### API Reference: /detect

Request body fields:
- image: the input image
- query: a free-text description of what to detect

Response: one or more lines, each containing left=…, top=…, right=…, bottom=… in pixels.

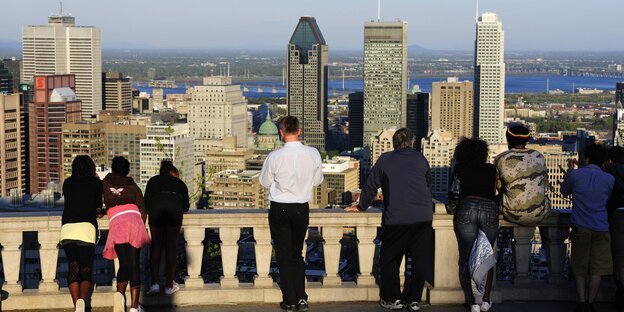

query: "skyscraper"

left=22, top=12, right=102, bottom=119
left=616, top=82, right=624, bottom=105
left=406, top=92, right=429, bottom=151
left=1, top=58, right=21, bottom=92
left=421, top=129, right=457, bottom=196
left=431, top=78, right=474, bottom=139
left=363, top=21, right=408, bottom=147
left=61, top=121, right=106, bottom=182
left=348, top=92, right=364, bottom=149
left=474, top=13, right=505, bottom=144
left=614, top=83, right=624, bottom=146
left=189, top=76, right=248, bottom=159
left=286, top=16, right=328, bottom=150
left=29, top=74, right=82, bottom=194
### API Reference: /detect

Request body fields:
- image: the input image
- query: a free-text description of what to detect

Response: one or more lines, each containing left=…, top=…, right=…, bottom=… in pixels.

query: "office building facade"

left=406, top=92, right=429, bottom=151
left=23, top=14, right=101, bottom=119
left=432, top=78, right=474, bottom=139
left=287, top=16, right=328, bottom=150
left=363, top=21, right=408, bottom=146
left=421, top=129, right=457, bottom=196
left=61, top=121, right=106, bottom=182
left=348, top=92, right=364, bottom=149
left=0, top=93, right=26, bottom=196
left=29, top=75, right=82, bottom=194
left=102, top=72, right=131, bottom=112
left=210, top=170, right=268, bottom=209
left=189, top=76, right=248, bottom=159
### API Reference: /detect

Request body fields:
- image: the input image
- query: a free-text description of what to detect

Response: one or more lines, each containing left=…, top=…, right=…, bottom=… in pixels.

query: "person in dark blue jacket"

left=347, top=128, right=432, bottom=312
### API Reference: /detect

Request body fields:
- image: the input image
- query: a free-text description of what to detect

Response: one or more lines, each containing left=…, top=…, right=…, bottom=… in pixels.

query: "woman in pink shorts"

left=102, top=156, right=150, bottom=312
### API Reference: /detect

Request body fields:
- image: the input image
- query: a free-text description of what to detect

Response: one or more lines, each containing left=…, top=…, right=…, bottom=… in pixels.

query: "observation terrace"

left=0, top=202, right=617, bottom=310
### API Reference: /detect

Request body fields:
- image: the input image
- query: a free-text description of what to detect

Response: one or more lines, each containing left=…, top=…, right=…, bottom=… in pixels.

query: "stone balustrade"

left=0, top=204, right=591, bottom=310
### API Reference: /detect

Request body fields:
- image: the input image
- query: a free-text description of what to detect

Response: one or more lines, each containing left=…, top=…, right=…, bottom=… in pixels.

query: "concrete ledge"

left=1, top=285, right=384, bottom=310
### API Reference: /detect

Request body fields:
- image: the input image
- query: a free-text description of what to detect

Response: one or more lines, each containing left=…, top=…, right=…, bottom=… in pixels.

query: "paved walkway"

left=51, top=301, right=617, bottom=312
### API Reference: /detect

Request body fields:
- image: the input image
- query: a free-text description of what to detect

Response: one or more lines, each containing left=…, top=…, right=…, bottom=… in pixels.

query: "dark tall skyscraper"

left=348, top=92, right=364, bottom=149
left=287, top=16, right=328, bottom=150
left=617, top=82, right=624, bottom=105
left=2, top=59, right=21, bottom=92
left=407, top=92, right=429, bottom=151
left=0, top=63, right=13, bottom=93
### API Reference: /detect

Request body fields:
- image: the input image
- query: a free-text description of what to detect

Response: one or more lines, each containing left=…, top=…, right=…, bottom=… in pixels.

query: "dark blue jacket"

left=358, top=148, right=433, bottom=225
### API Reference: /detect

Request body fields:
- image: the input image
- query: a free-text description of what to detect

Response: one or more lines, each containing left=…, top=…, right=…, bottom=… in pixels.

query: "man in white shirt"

left=259, top=116, right=323, bottom=312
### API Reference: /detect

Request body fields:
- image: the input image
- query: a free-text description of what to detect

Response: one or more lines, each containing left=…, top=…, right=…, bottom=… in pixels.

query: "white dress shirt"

left=260, top=141, right=324, bottom=203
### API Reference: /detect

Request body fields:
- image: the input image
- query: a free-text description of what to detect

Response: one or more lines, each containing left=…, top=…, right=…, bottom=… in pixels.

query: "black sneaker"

left=379, top=299, right=404, bottom=310
left=574, top=302, right=586, bottom=312
left=280, top=302, right=296, bottom=312
left=298, top=299, right=309, bottom=311
left=406, top=301, right=420, bottom=311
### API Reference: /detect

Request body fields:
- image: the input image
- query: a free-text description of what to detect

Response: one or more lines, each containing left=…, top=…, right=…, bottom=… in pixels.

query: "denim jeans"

left=453, top=198, right=499, bottom=302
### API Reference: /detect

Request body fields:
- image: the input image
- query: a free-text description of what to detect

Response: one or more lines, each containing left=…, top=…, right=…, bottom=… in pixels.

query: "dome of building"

left=259, top=112, right=278, bottom=135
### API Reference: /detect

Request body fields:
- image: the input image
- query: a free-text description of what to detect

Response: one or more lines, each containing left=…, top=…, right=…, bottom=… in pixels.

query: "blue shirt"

left=358, top=148, right=433, bottom=225
left=561, top=164, right=615, bottom=232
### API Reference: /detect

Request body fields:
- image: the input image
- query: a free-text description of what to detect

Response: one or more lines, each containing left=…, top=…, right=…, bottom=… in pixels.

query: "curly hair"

left=454, top=137, right=489, bottom=164
left=159, top=160, right=179, bottom=176
left=71, top=155, right=96, bottom=177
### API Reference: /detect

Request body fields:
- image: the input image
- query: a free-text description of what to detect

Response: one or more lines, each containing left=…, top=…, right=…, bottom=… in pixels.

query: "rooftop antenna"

left=475, top=0, right=479, bottom=22
left=60, top=1, right=63, bottom=15
left=227, top=62, right=230, bottom=77
left=377, top=0, right=381, bottom=21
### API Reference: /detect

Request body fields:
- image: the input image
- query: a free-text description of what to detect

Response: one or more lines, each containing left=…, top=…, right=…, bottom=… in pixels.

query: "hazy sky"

left=1, top=0, right=622, bottom=51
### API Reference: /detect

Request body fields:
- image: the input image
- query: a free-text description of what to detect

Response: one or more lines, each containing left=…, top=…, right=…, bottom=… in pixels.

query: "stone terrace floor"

left=18, top=301, right=619, bottom=312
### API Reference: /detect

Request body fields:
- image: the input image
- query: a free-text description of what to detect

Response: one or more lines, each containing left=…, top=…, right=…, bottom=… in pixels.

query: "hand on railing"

left=344, top=201, right=359, bottom=212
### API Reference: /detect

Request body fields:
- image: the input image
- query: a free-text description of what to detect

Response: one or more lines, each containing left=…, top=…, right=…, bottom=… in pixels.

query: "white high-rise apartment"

left=23, top=14, right=102, bottom=119
left=140, top=123, right=194, bottom=194
left=371, top=128, right=396, bottom=167
left=188, top=76, right=248, bottom=159
left=474, top=12, right=505, bottom=144
left=363, top=21, right=408, bottom=147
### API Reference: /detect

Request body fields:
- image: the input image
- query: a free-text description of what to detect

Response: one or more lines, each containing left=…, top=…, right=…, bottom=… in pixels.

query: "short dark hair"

left=506, top=123, right=532, bottom=147
left=584, top=143, right=609, bottom=167
left=111, top=156, right=130, bottom=176
left=159, top=160, right=179, bottom=176
left=71, top=155, right=96, bottom=177
left=279, top=116, right=300, bottom=135
left=610, top=146, right=624, bottom=164
left=454, top=137, right=489, bottom=164
left=392, top=128, right=414, bottom=149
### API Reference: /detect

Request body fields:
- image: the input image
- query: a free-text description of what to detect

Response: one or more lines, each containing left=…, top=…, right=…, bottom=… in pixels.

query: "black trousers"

left=115, top=243, right=141, bottom=288
left=269, top=201, right=309, bottom=305
left=379, top=221, right=432, bottom=303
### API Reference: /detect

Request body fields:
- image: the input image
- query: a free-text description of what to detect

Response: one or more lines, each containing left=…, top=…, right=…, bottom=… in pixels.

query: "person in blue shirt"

left=561, top=143, right=615, bottom=312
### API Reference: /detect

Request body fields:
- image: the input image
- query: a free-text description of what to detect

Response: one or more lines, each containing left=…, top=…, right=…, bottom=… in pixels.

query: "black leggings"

left=115, top=243, right=141, bottom=288
left=63, top=243, right=95, bottom=284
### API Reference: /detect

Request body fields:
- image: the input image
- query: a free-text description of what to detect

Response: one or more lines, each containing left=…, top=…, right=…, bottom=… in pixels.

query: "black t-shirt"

left=144, top=174, right=190, bottom=213
left=62, top=176, right=103, bottom=227
left=455, top=162, right=497, bottom=202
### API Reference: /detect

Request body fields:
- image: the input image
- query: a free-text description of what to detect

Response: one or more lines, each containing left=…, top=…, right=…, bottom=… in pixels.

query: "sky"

left=0, top=0, right=622, bottom=51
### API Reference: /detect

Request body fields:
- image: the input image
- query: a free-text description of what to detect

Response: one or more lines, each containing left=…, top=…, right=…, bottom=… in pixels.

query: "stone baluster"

left=545, top=225, right=570, bottom=284
left=430, top=213, right=463, bottom=304
left=356, top=225, right=377, bottom=286
left=322, top=226, right=343, bottom=286
left=219, top=227, right=240, bottom=288
left=399, top=255, right=407, bottom=285
left=184, top=227, right=206, bottom=288
left=253, top=226, right=273, bottom=287
left=0, top=231, right=23, bottom=293
left=513, top=226, right=536, bottom=285
left=38, top=229, right=60, bottom=292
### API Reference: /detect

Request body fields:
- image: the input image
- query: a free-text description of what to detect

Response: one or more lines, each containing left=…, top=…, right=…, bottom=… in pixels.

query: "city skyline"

left=0, top=0, right=623, bottom=52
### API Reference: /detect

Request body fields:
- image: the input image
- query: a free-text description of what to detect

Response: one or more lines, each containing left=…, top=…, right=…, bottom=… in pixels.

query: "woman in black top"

left=452, top=138, right=498, bottom=312
left=144, top=160, right=189, bottom=296
left=61, top=155, right=103, bottom=312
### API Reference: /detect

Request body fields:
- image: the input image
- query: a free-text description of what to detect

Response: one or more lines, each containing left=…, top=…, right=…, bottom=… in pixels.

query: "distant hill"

left=0, top=40, right=21, bottom=58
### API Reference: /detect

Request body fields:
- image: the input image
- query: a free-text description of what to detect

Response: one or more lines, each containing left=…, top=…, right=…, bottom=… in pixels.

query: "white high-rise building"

left=363, top=21, right=408, bottom=147
left=140, top=123, right=194, bottom=195
left=22, top=14, right=102, bottom=119
left=614, top=101, right=624, bottom=147
left=371, top=128, right=396, bottom=167
left=188, top=76, right=248, bottom=159
left=474, top=12, right=505, bottom=144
